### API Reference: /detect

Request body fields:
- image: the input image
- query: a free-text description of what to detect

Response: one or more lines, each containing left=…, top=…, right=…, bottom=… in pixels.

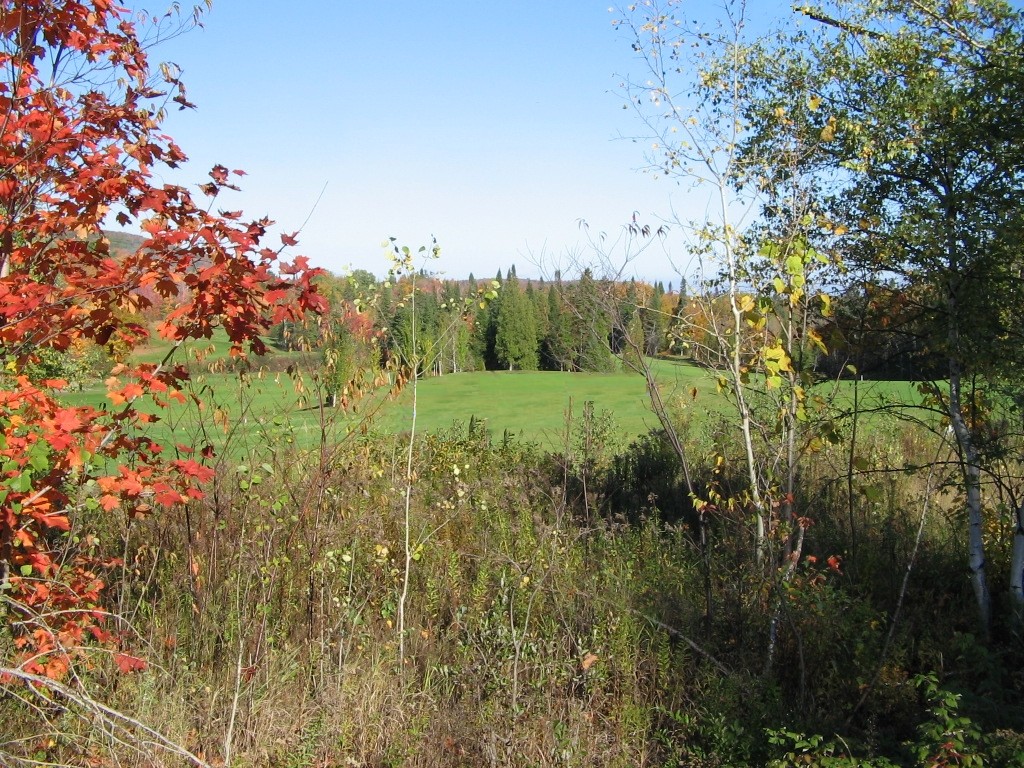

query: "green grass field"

left=373, top=364, right=926, bottom=450
left=375, top=361, right=707, bottom=446
left=64, top=361, right=691, bottom=453
left=62, top=328, right=933, bottom=456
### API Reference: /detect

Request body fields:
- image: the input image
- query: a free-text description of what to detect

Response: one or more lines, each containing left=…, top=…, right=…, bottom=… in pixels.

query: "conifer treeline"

left=270, top=267, right=682, bottom=380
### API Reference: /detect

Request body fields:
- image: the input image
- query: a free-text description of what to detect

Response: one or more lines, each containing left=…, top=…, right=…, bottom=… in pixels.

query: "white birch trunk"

left=944, top=217, right=991, bottom=636
left=1010, top=501, right=1024, bottom=627
left=946, top=316, right=991, bottom=635
left=721, top=200, right=766, bottom=566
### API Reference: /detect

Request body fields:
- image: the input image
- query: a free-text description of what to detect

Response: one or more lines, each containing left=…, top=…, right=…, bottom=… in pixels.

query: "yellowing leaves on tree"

left=820, top=116, right=837, bottom=142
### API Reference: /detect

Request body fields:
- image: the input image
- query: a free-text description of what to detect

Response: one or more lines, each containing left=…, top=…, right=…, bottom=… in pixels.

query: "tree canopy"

left=0, top=0, right=323, bottom=675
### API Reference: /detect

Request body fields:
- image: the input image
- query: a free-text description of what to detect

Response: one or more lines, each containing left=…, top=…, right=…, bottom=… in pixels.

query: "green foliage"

left=319, top=321, right=356, bottom=406
left=541, top=282, right=573, bottom=370
left=4, top=406, right=1022, bottom=765
left=763, top=674, right=1004, bottom=768
left=9, top=3, right=1024, bottom=763
left=495, top=271, right=540, bottom=370
left=20, top=343, right=113, bottom=386
left=739, top=0, right=1024, bottom=633
left=641, top=281, right=667, bottom=357
left=913, top=673, right=984, bottom=768
left=570, top=270, right=618, bottom=373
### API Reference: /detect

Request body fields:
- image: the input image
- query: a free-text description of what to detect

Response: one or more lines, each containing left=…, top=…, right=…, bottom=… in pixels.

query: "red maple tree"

left=0, top=1, right=325, bottom=676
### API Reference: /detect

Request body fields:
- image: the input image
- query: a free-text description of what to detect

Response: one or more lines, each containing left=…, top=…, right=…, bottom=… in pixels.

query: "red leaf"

left=113, top=653, right=148, bottom=674
left=0, top=0, right=326, bottom=676
left=34, top=512, right=71, bottom=531
left=153, top=483, right=184, bottom=506
left=173, top=459, right=215, bottom=483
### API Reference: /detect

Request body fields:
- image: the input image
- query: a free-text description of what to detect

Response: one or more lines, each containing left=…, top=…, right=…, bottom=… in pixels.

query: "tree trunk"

left=947, top=340, right=991, bottom=636
left=719, top=192, right=765, bottom=565
left=1011, top=500, right=1024, bottom=629
left=945, top=217, right=991, bottom=637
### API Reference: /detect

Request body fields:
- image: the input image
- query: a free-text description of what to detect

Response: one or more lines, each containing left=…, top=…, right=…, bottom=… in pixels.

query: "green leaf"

left=28, top=443, right=50, bottom=472
left=10, top=472, right=32, bottom=493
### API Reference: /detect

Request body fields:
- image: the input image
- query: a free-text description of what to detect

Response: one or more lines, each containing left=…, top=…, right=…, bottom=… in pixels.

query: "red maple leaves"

left=0, top=1, right=323, bottom=677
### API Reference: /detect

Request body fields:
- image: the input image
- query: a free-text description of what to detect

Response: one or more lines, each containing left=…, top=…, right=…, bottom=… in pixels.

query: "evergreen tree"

left=570, top=269, right=616, bottom=372
left=495, top=271, right=539, bottom=370
left=528, top=281, right=549, bottom=347
left=321, top=320, right=356, bottom=407
left=435, top=280, right=470, bottom=374
left=612, top=280, right=640, bottom=354
left=470, top=302, right=491, bottom=370
left=389, top=286, right=440, bottom=376
left=542, top=283, right=573, bottom=370
left=642, top=281, right=667, bottom=356
left=473, top=269, right=504, bottom=369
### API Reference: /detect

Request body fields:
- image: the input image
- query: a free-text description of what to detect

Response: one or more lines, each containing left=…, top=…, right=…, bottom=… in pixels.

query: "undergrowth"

left=2, top=416, right=1022, bottom=766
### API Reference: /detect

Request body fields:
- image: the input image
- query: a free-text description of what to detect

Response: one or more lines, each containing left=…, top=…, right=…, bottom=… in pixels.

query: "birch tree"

left=741, top=0, right=1024, bottom=635
left=614, top=0, right=840, bottom=578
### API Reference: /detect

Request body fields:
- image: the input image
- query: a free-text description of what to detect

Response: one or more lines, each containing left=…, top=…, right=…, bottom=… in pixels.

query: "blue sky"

left=139, top=2, right=780, bottom=283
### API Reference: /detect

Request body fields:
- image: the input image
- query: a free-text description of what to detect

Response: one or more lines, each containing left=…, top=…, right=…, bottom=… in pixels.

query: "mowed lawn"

left=375, top=364, right=697, bottom=445
left=64, top=360, right=712, bottom=452
left=61, top=327, right=931, bottom=453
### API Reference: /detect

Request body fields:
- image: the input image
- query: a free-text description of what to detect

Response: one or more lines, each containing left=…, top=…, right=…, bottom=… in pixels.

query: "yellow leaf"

left=820, top=117, right=836, bottom=142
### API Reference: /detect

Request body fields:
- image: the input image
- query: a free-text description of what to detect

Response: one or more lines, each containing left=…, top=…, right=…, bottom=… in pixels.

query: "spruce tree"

left=571, top=269, right=616, bottom=372
left=542, top=283, right=572, bottom=370
left=495, top=272, right=539, bottom=370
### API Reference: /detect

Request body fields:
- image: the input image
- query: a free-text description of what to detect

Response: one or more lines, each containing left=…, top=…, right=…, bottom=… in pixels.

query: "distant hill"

left=97, top=229, right=190, bottom=313
left=101, top=230, right=145, bottom=255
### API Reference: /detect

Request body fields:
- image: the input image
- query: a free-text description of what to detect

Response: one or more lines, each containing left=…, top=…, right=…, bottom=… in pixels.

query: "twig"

left=633, top=608, right=733, bottom=677
left=584, top=589, right=731, bottom=676
left=0, top=667, right=211, bottom=767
